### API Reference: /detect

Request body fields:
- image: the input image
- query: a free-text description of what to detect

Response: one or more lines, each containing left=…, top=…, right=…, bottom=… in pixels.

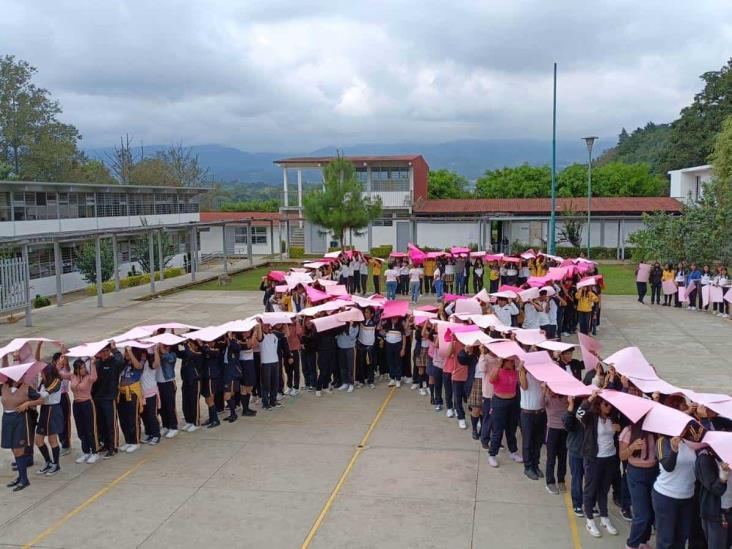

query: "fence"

left=0, top=256, right=29, bottom=313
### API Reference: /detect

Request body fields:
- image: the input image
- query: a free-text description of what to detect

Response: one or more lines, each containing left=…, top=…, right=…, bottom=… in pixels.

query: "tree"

left=303, top=153, right=381, bottom=247
left=158, top=143, right=210, bottom=187
left=557, top=201, right=585, bottom=247
left=64, top=158, right=116, bottom=184
left=219, top=198, right=279, bottom=212
left=106, top=134, right=139, bottom=184
left=129, top=157, right=176, bottom=186
left=427, top=169, right=468, bottom=198
left=0, top=55, right=84, bottom=181
left=597, top=123, right=671, bottom=175
left=132, top=226, right=175, bottom=273
left=75, top=240, right=114, bottom=284
left=475, top=164, right=551, bottom=198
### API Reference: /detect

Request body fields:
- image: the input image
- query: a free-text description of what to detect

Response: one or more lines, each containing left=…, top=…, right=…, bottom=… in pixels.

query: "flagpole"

left=548, top=62, right=558, bottom=255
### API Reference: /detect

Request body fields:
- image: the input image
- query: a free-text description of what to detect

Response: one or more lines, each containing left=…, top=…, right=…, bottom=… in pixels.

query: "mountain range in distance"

left=85, top=138, right=611, bottom=185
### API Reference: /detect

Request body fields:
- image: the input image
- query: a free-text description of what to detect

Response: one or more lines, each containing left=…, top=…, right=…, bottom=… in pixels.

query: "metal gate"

left=396, top=221, right=411, bottom=252
left=0, top=257, right=29, bottom=313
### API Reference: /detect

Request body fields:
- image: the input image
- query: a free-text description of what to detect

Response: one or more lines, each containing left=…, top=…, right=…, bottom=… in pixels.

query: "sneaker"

left=125, top=444, right=139, bottom=454
left=446, top=409, right=455, bottom=418
left=149, top=437, right=160, bottom=445
left=60, top=447, right=72, bottom=456
left=160, top=428, right=169, bottom=437
left=165, top=429, right=179, bottom=439
left=404, top=377, right=413, bottom=384
left=276, top=393, right=284, bottom=401
left=45, top=464, right=61, bottom=476
left=458, top=419, right=467, bottom=429
left=103, top=449, right=116, bottom=459
left=487, top=455, right=499, bottom=468
left=315, top=390, right=322, bottom=397
left=419, top=388, right=427, bottom=396
left=180, top=422, right=191, bottom=431
left=435, top=404, right=443, bottom=411
left=471, top=431, right=479, bottom=440
left=75, top=453, right=91, bottom=464
left=186, top=424, right=199, bottom=433
left=600, top=517, right=618, bottom=535
left=534, top=467, right=544, bottom=478
left=37, top=463, right=53, bottom=475
left=141, top=435, right=153, bottom=444
left=388, top=380, right=396, bottom=387
left=395, top=381, right=401, bottom=388
left=119, top=444, right=130, bottom=452
left=243, top=408, right=257, bottom=416
left=337, top=384, right=349, bottom=391
left=290, top=388, right=300, bottom=396
left=723, top=313, right=730, bottom=318
left=86, top=453, right=100, bottom=464
left=586, top=518, right=601, bottom=538
left=545, top=483, right=560, bottom=495
left=621, top=508, right=633, bottom=522
left=206, top=420, right=221, bottom=428
left=12, top=481, right=30, bottom=492
left=347, top=385, right=354, bottom=393
left=273, top=401, right=283, bottom=408
left=524, top=468, right=539, bottom=480
left=573, top=506, right=583, bottom=517
left=368, top=384, right=375, bottom=389
left=509, top=452, right=523, bottom=463
left=410, top=383, right=419, bottom=390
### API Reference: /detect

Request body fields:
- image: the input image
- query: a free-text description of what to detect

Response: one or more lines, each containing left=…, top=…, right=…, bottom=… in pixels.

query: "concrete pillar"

left=190, top=226, right=197, bottom=282
left=411, top=218, right=417, bottom=247
left=366, top=166, right=372, bottom=192
left=23, top=244, right=32, bottom=326
left=222, top=224, right=228, bottom=275
left=111, top=234, right=120, bottom=292
left=157, top=230, right=165, bottom=281
left=285, top=218, right=291, bottom=257
left=246, top=220, right=253, bottom=267
left=283, top=168, right=289, bottom=207
left=297, top=169, right=303, bottom=208
left=148, top=231, right=155, bottom=294
left=95, top=237, right=103, bottom=308
left=616, top=221, right=622, bottom=260
left=620, top=219, right=626, bottom=260
left=367, top=222, right=373, bottom=252
left=278, top=221, right=283, bottom=260
left=270, top=219, right=275, bottom=257
left=53, top=241, right=63, bottom=307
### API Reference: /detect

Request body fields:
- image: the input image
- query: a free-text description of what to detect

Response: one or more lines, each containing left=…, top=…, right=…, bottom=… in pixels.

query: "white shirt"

left=445, top=264, right=454, bottom=275
left=433, top=267, right=441, bottom=281
left=141, top=358, right=158, bottom=397
left=548, top=299, right=558, bottom=325
left=260, top=333, right=279, bottom=364
left=520, top=266, right=530, bottom=278
left=522, top=303, right=540, bottom=329
left=399, top=265, right=409, bottom=276
left=596, top=417, right=616, bottom=458
left=505, top=267, right=518, bottom=277
left=519, top=372, right=542, bottom=410
left=409, top=268, right=423, bottom=282
left=385, top=330, right=403, bottom=344
left=239, top=348, right=254, bottom=361
left=358, top=324, right=376, bottom=346
left=385, top=269, right=398, bottom=283
left=494, top=302, right=518, bottom=326
left=653, top=442, right=697, bottom=499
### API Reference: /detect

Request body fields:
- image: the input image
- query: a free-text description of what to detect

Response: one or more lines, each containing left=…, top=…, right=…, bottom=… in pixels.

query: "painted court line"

left=563, top=491, right=582, bottom=549
left=300, top=386, right=397, bottom=548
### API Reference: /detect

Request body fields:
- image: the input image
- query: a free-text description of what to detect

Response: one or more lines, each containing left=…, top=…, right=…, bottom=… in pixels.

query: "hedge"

left=369, top=245, right=393, bottom=258
left=289, top=246, right=304, bottom=259
left=86, top=267, right=184, bottom=295
left=509, top=242, right=624, bottom=260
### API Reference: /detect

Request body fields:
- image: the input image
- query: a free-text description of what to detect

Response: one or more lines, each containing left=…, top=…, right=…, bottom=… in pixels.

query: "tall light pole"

left=548, top=63, right=558, bottom=255
left=582, top=136, right=598, bottom=258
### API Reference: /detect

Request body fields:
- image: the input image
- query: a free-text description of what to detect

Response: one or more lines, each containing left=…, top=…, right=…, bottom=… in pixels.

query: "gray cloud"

left=1, top=0, right=730, bottom=151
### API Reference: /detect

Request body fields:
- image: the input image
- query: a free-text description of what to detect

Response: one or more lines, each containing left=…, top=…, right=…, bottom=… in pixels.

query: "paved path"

left=0, top=292, right=729, bottom=548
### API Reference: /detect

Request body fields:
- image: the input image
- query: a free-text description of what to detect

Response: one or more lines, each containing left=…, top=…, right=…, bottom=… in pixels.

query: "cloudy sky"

left=2, top=0, right=730, bottom=152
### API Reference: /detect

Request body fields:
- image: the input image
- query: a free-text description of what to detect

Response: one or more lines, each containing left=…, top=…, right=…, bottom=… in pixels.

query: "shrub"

left=87, top=267, right=184, bottom=295
left=33, top=294, right=51, bottom=308
left=509, top=242, right=622, bottom=260
left=289, top=246, right=304, bottom=259
left=369, top=245, right=392, bottom=258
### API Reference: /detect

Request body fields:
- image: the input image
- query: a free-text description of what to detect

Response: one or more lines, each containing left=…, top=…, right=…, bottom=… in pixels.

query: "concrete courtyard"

left=0, top=287, right=730, bottom=548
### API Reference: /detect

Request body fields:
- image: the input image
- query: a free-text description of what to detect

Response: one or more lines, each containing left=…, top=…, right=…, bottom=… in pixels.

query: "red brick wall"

left=412, top=156, right=429, bottom=200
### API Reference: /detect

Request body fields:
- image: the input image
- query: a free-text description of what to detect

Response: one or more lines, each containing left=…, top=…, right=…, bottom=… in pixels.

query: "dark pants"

left=142, top=395, right=161, bottom=438
left=357, top=345, right=375, bottom=384
left=94, top=398, right=118, bottom=451
left=254, top=352, right=262, bottom=397
left=261, top=362, right=279, bottom=406
left=72, top=400, right=98, bottom=455
left=583, top=456, right=616, bottom=519
left=479, top=396, right=492, bottom=446
left=157, top=381, right=178, bottom=430
left=401, top=336, right=412, bottom=378
left=626, top=464, right=658, bottom=547
left=636, top=281, right=647, bottom=302
left=489, top=279, right=499, bottom=293
left=545, top=427, right=567, bottom=484
left=452, top=380, right=467, bottom=420
left=181, top=382, right=199, bottom=425
left=432, top=368, right=443, bottom=405
left=688, top=288, right=697, bottom=307
left=118, top=391, right=140, bottom=444
left=489, top=395, right=519, bottom=456
left=353, top=273, right=361, bottom=294
left=399, top=275, right=408, bottom=295
left=520, top=410, right=546, bottom=472
left=59, top=392, right=71, bottom=449
left=651, top=284, right=661, bottom=304
left=372, top=275, right=380, bottom=295
left=578, top=311, right=592, bottom=335
left=316, top=349, right=335, bottom=391
left=442, top=371, right=453, bottom=409
left=286, top=350, right=301, bottom=389
left=652, top=488, right=693, bottom=549
left=540, top=324, right=556, bottom=340
left=569, top=454, right=584, bottom=509
left=423, top=276, right=433, bottom=294
left=337, top=347, right=355, bottom=385
left=385, top=341, right=402, bottom=381
left=702, top=516, right=732, bottom=549
left=302, top=351, right=317, bottom=388
left=360, top=273, right=368, bottom=293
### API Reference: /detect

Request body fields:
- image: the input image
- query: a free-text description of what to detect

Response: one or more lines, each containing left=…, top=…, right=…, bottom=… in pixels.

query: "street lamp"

left=582, top=136, right=598, bottom=258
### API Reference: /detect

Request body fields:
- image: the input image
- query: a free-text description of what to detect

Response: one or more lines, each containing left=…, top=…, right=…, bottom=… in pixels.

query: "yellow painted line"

left=22, top=452, right=156, bottom=549
left=563, top=490, right=582, bottom=549
left=301, top=386, right=396, bottom=549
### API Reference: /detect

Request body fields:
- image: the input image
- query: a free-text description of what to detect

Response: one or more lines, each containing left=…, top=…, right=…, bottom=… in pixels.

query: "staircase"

left=289, top=226, right=305, bottom=248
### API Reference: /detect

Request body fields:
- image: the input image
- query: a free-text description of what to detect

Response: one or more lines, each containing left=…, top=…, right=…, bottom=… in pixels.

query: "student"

left=713, top=266, right=730, bottom=317
left=357, top=307, right=377, bottom=388
left=477, top=347, right=495, bottom=449
left=92, top=342, right=125, bottom=459
left=556, top=348, right=584, bottom=380
left=649, top=261, right=663, bottom=305
left=652, top=435, right=696, bottom=549
left=489, top=262, right=500, bottom=293
left=408, top=263, right=423, bottom=304
left=222, top=333, right=242, bottom=422
left=518, top=260, right=530, bottom=286
left=41, top=345, right=72, bottom=458
left=398, top=261, right=409, bottom=295
left=62, top=358, right=100, bottom=464
left=413, top=320, right=430, bottom=394
left=518, top=361, right=546, bottom=480
left=564, top=396, right=585, bottom=516
left=384, top=263, right=399, bottom=301
left=34, top=364, right=64, bottom=475
left=661, top=263, right=675, bottom=306
left=576, top=286, right=599, bottom=335
left=493, top=296, right=518, bottom=327
left=577, top=389, right=620, bottom=538
left=358, top=254, right=369, bottom=295
left=674, top=262, right=687, bottom=308
left=370, top=257, right=382, bottom=295
left=351, top=255, right=362, bottom=294
left=154, top=343, right=179, bottom=438
left=619, top=421, right=658, bottom=549
left=433, top=262, right=443, bottom=301
left=201, top=340, right=223, bottom=428
left=451, top=342, right=476, bottom=430
left=2, top=376, right=42, bottom=491
left=486, top=356, right=523, bottom=468
left=537, top=290, right=556, bottom=339
left=522, top=297, right=541, bottom=330
left=423, top=256, right=435, bottom=294
left=382, top=316, right=406, bottom=387
left=300, top=319, right=318, bottom=391
left=473, top=259, right=484, bottom=293
left=235, top=330, right=258, bottom=417
left=257, top=322, right=290, bottom=409
left=117, top=347, right=144, bottom=453
left=179, top=340, right=202, bottom=432
left=444, top=259, right=455, bottom=294
left=543, top=385, right=568, bottom=494
left=686, top=262, right=701, bottom=311
left=315, top=323, right=339, bottom=397
left=454, top=256, right=466, bottom=295
left=285, top=318, right=303, bottom=395
left=336, top=322, right=358, bottom=393
left=695, top=447, right=732, bottom=548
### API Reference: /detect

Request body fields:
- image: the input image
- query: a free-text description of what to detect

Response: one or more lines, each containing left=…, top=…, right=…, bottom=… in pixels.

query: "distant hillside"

left=85, top=138, right=600, bottom=185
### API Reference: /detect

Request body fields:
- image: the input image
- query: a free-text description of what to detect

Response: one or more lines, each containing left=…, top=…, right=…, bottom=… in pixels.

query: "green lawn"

left=192, top=260, right=637, bottom=295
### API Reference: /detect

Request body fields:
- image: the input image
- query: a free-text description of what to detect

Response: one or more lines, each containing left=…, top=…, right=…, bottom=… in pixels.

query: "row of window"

left=233, top=226, right=268, bottom=245
left=0, top=191, right=199, bottom=222
left=355, top=167, right=411, bottom=183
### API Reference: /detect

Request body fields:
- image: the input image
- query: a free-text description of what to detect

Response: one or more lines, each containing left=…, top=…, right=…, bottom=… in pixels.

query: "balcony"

left=279, top=190, right=412, bottom=211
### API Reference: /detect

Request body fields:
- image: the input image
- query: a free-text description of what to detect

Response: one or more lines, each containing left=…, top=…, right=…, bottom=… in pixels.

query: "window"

left=96, top=192, right=128, bottom=217
left=0, top=192, right=10, bottom=222
left=234, top=226, right=267, bottom=245
left=371, top=218, right=393, bottom=227
left=369, top=166, right=410, bottom=192
left=355, top=168, right=369, bottom=184
left=155, top=193, right=177, bottom=215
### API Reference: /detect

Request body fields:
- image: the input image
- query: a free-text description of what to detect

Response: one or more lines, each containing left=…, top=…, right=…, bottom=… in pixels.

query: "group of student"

left=637, top=260, right=731, bottom=317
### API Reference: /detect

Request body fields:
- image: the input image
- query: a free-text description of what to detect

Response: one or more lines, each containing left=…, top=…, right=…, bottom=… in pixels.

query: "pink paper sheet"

left=701, top=431, right=732, bottom=464
left=268, top=270, right=286, bottom=282
left=325, top=285, right=349, bottom=296
left=468, top=314, right=506, bottom=330
left=139, top=322, right=200, bottom=332
left=576, top=277, right=596, bottom=289
left=416, top=305, right=439, bottom=312
left=0, top=360, right=46, bottom=383
left=0, top=338, right=61, bottom=361
left=702, top=285, right=711, bottom=307
left=535, top=340, right=576, bottom=353
left=335, top=308, right=365, bottom=322
left=257, top=312, right=293, bottom=325
left=486, top=340, right=526, bottom=360
left=636, top=264, right=651, bottom=283
left=726, top=287, right=732, bottom=304
left=547, top=267, right=569, bottom=281
left=677, top=286, right=687, bottom=302
left=455, top=299, right=483, bottom=315
left=185, top=325, right=229, bottom=342
left=407, top=242, right=427, bottom=264
left=473, top=289, right=491, bottom=303
left=451, top=246, right=471, bottom=255
left=491, top=290, right=518, bottom=299
left=311, top=315, right=346, bottom=332
left=662, top=280, right=677, bottom=295
left=454, top=331, right=495, bottom=347
left=220, top=319, right=258, bottom=333
left=519, top=287, right=540, bottom=301
left=641, top=402, right=695, bottom=437
left=306, top=286, right=331, bottom=303
left=381, top=300, right=410, bottom=319
left=577, top=333, right=602, bottom=370
left=317, top=278, right=339, bottom=287
left=599, top=390, right=655, bottom=423
left=512, top=328, right=547, bottom=346
left=626, top=376, right=681, bottom=395
left=710, top=286, right=724, bottom=303
left=65, top=340, right=112, bottom=357
left=445, top=324, right=481, bottom=341
left=275, top=285, right=289, bottom=293
left=604, top=346, right=658, bottom=381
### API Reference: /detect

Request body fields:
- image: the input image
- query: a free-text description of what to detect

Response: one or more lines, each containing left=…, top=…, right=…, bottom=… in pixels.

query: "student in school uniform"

left=518, top=361, right=546, bottom=481
left=384, top=264, right=399, bottom=300
left=576, top=286, right=599, bottom=335
left=451, top=341, right=475, bottom=431
left=488, top=262, right=500, bottom=293
left=423, top=256, right=435, bottom=294
left=399, top=261, right=410, bottom=295
left=661, top=263, right=675, bottom=306
left=154, top=344, right=179, bottom=438
left=408, top=263, right=423, bottom=304
left=473, top=259, right=484, bottom=293
left=412, top=320, right=430, bottom=394
left=695, top=446, right=732, bottom=548
left=713, top=266, right=730, bottom=317
left=433, top=263, right=443, bottom=301
left=486, top=356, right=523, bottom=468
left=61, top=358, right=100, bottom=464
left=444, top=259, right=455, bottom=294
left=428, top=324, right=444, bottom=411
left=117, top=347, right=144, bottom=454
left=381, top=316, right=406, bottom=388
left=370, top=257, right=382, bottom=295
left=564, top=396, right=585, bottom=516
left=315, top=322, right=339, bottom=397
left=34, top=364, right=65, bottom=475
left=649, top=261, right=663, bottom=305
left=38, top=343, right=72, bottom=458
left=300, top=319, right=318, bottom=391
left=92, top=342, right=125, bottom=459
left=2, top=377, right=42, bottom=491
left=201, top=340, right=223, bottom=428
left=357, top=308, right=377, bottom=389
left=543, top=384, right=568, bottom=494
left=179, top=340, right=201, bottom=432
left=256, top=322, right=290, bottom=409
left=466, top=346, right=485, bottom=440
left=674, top=262, right=687, bottom=308
left=518, top=260, right=530, bottom=286
left=236, top=330, right=258, bottom=417
left=285, top=318, right=303, bottom=396
left=477, top=346, right=495, bottom=449
left=222, top=333, right=242, bottom=423
left=336, top=322, right=358, bottom=393
left=351, top=256, right=362, bottom=294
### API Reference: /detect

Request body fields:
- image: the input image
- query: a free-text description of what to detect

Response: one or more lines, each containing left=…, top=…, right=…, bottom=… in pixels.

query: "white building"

left=668, top=164, right=714, bottom=202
